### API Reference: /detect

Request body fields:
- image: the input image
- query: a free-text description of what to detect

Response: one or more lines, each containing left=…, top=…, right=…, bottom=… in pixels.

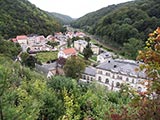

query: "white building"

left=58, top=48, right=77, bottom=59
left=16, top=35, right=28, bottom=44
left=74, top=40, right=100, bottom=54
left=81, top=59, right=147, bottom=92
left=97, top=52, right=112, bottom=63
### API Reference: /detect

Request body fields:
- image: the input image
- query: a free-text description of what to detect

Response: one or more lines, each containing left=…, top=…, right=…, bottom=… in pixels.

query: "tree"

left=0, top=57, right=45, bottom=120
left=128, top=27, right=160, bottom=119
left=122, top=38, right=144, bottom=59
left=64, top=56, right=85, bottom=79
left=83, top=42, right=93, bottom=60
left=20, top=52, right=38, bottom=68
left=67, top=38, right=71, bottom=48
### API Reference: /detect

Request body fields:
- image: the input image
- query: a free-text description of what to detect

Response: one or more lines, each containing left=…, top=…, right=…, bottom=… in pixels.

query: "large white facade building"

left=81, top=59, right=147, bottom=92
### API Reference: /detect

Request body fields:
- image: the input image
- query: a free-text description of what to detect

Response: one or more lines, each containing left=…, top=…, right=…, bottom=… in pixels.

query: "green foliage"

left=46, top=41, right=59, bottom=48
left=0, top=0, right=63, bottom=39
left=83, top=42, right=93, bottom=60
left=122, top=38, right=144, bottom=59
left=0, top=38, right=21, bottom=59
left=47, top=12, right=74, bottom=25
left=0, top=56, right=45, bottom=120
left=35, top=51, right=58, bottom=63
left=64, top=56, right=86, bottom=79
left=21, top=52, right=38, bottom=68
left=72, top=0, right=160, bottom=58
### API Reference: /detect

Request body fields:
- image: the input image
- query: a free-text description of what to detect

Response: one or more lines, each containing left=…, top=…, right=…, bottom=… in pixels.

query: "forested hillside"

left=0, top=0, right=64, bottom=39
left=71, top=2, right=128, bottom=29
left=48, top=12, right=74, bottom=24
left=71, top=0, right=160, bottom=59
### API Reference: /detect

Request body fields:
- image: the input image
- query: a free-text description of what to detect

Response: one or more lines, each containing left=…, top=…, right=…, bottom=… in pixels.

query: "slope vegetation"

left=0, top=0, right=63, bottom=39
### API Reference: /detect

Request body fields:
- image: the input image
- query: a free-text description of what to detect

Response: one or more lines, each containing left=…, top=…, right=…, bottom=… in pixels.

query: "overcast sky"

left=28, top=0, right=132, bottom=18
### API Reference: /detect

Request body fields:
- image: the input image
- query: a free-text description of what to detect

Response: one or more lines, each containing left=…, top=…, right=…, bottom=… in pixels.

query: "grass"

left=91, top=55, right=97, bottom=61
left=36, top=51, right=58, bottom=63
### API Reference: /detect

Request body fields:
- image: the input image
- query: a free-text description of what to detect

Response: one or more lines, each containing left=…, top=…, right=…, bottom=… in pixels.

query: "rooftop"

left=16, top=35, right=28, bottom=40
left=96, top=59, right=146, bottom=78
left=83, top=66, right=96, bottom=76
left=62, top=48, right=77, bottom=55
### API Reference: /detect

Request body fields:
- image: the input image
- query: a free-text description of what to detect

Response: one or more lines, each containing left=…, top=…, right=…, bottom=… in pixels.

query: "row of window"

left=98, top=70, right=138, bottom=83
left=82, top=75, right=142, bottom=90
left=98, top=76, right=121, bottom=88
left=82, top=75, right=93, bottom=81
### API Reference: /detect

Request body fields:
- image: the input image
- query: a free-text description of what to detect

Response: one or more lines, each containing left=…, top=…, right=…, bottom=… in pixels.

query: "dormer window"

left=114, top=65, right=117, bottom=68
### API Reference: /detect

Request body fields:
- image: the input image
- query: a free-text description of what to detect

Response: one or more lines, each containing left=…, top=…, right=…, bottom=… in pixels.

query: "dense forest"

left=71, top=0, right=160, bottom=59
left=0, top=0, right=65, bottom=39
left=47, top=12, right=74, bottom=25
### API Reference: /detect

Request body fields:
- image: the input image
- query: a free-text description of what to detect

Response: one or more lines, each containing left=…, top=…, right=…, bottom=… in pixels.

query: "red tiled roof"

left=16, top=35, right=28, bottom=40
left=63, top=48, right=77, bottom=55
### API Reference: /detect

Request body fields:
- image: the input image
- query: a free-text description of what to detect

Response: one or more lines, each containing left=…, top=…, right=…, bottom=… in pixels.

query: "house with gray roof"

left=35, top=62, right=64, bottom=78
left=97, top=52, right=112, bottom=63
left=80, top=66, right=96, bottom=83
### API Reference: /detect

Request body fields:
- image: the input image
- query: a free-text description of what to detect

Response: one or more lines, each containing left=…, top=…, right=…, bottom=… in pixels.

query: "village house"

left=97, top=51, right=112, bottom=63
left=16, top=35, right=28, bottom=44
left=74, top=40, right=100, bottom=54
left=81, top=59, right=147, bottom=92
left=58, top=48, right=77, bottom=59
left=35, top=62, right=64, bottom=78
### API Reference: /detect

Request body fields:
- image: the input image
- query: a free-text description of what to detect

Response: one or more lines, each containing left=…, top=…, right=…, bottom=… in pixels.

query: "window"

left=106, top=72, right=110, bottom=76
left=126, top=78, right=129, bottom=82
left=87, top=76, right=89, bottom=80
left=98, top=76, right=102, bottom=82
left=116, top=82, right=120, bottom=88
left=112, top=75, right=115, bottom=79
left=105, top=79, right=109, bottom=84
left=82, top=75, right=86, bottom=79
left=98, top=70, right=102, bottom=74
left=91, top=77, right=93, bottom=81
left=117, top=75, right=122, bottom=80
left=132, top=79, right=134, bottom=83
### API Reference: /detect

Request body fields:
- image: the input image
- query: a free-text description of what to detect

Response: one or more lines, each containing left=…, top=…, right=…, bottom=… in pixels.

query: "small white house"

left=97, top=52, right=112, bottom=63
left=58, top=48, right=77, bottom=59
left=74, top=40, right=100, bottom=54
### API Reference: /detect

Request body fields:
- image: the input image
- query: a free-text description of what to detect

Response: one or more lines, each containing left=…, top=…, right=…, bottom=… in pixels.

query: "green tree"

left=122, top=38, right=144, bottom=59
left=135, top=27, right=160, bottom=119
left=64, top=56, right=85, bottom=79
left=20, top=52, right=38, bottom=68
left=83, top=42, right=93, bottom=60
left=0, top=58, right=45, bottom=120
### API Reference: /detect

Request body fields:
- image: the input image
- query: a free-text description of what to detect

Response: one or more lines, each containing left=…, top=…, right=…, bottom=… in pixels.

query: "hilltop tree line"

left=0, top=0, right=66, bottom=39
left=71, top=0, right=160, bottom=59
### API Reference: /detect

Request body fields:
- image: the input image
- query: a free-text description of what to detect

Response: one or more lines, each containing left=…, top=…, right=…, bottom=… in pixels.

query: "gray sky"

left=28, top=0, right=132, bottom=18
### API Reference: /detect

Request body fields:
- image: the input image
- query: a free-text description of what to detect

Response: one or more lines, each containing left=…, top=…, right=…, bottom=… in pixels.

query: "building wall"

left=91, top=46, right=100, bottom=55
left=95, top=68, right=147, bottom=92
left=17, top=39, right=28, bottom=44
left=81, top=68, right=147, bottom=92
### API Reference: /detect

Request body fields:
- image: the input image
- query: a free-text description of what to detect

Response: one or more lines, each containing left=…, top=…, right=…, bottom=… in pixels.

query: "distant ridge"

left=47, top=12, right=74, bottom=25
